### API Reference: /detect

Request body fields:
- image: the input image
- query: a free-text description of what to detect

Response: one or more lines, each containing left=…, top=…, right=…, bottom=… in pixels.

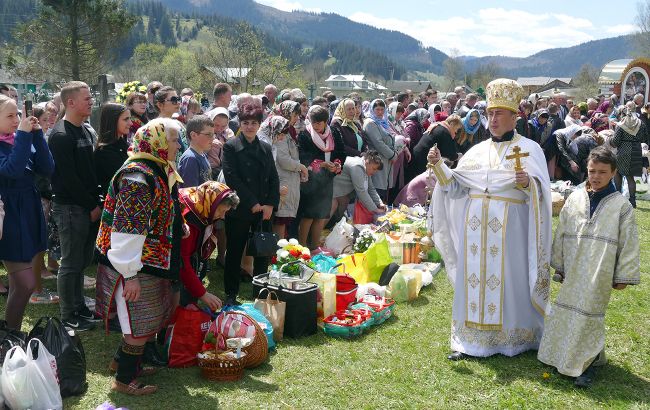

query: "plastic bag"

left=165, top=305, right=212, bottom=368
left=324, top=217, right=354, bottom=254
left=312, top=254, right=338, bottom=273
left=353, top=201, right=374, bottom=224
left=1, top=346, right=33, bottom=410
left=307, top=271, right=337, bottom=324
left=28, top=317, right=87, bottom=398
left=362, top=234, right=393, bottom=284
left=26, top=339, right=62, bottom=410
left=356, top=283, right=386, bottom=300
left=387, top=267, right=423, bottom=302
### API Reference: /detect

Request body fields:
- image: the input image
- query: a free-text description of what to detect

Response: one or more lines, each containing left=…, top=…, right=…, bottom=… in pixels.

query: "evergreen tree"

left=146, top=15, right=157, bottom=43
left=159, top=13, right=176, bottom=47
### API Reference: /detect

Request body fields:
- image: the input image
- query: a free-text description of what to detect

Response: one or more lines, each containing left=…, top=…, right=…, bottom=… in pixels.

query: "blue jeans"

left=52, top=203, right=95, bottom=320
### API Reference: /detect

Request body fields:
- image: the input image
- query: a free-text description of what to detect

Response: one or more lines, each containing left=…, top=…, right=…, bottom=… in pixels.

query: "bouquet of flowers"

left=271, top=239, right=316, bottom=276
left=115, top=81, right=147, bottom=103
left=353, top=229, right=376, bottom=253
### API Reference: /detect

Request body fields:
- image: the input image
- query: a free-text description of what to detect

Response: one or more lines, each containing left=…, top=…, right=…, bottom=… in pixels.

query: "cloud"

left=606, top=24, right=637, bottom=35
left=255, top=0, right=320, bottom=13
left=349, top=8, right=607, bottom=57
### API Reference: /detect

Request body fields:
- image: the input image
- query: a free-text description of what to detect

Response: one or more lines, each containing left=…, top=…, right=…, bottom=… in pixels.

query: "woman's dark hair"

left=587, top=146, right=617, bottom=171
left=372, top=99, right=386, bottom=109
left=308, top=105, right=329, bottom=123
left=238, top=103, right=264, bottom=123
left=98, top=103, right=128, bottom=148
left=154, top=86, right=176, bottom=112
left=396, top=103, right=405, bottom=114
left=362, top=150, right=384, bottom=170
left=33, top=106, right=46, bottom=121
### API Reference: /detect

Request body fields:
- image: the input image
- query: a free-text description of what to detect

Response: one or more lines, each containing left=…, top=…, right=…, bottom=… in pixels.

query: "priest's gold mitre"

left=486, top=78, right=524, bottom=113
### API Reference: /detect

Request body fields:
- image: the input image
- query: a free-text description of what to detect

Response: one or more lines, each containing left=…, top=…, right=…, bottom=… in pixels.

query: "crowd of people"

left=0, top=77, right=645, bottom=395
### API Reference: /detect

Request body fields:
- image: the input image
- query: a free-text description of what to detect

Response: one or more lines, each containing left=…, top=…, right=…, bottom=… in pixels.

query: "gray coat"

left=362, top=119, right=397, bottom=190
left=333, top=156, right=383, bottom=212
left=274, top=136, right=302, bottom=217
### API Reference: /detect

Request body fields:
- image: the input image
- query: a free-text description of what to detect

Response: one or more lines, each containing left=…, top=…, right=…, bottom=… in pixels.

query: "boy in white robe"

left=538, top=146, right=640, bottom=388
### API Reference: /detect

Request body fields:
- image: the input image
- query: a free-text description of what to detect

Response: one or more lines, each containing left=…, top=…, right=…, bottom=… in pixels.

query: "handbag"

left=246, top=220, right=279, bottom=258
left=165, top=304, right=212, bottom=368
left=253, top=289, right=286, bottom=341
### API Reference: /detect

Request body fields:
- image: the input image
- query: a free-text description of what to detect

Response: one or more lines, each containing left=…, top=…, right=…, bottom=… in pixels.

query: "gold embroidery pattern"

left=488, top=303, right=497, bottom=317
left=469, top=215, right=481, bottom=231
left=451, top=320, right=539, bottom=348
left=488, top=217, right=502, bottom=233
left=470, top=302, right=478, bottom=314
left=468, top=273, right=480, bottom=289
left=460, top=159, right=481, bottom=171
left=489, top=244, right=499, bottom=259
left=487, top=274, right=501, bottom=291
left=470, top=243, right=478, bottom=257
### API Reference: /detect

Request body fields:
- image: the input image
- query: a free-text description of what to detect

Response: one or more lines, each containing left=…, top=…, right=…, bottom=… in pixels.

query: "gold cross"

left=505, top=146, right=529, bottom=172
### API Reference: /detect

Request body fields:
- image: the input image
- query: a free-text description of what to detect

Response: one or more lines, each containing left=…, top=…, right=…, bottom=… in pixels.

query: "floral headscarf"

left=128, top=119, right=183, bottom=188
left=179, top=181, right=234, bottom=259
left=332, top=98, right=359, bottom=133
left=258, top=115, right=289, bottom=146
left=405, top=108, right=430, bottom=125
left=275, top=101, right=299, bottom=120
left=366, top=99, right=391, bottom=132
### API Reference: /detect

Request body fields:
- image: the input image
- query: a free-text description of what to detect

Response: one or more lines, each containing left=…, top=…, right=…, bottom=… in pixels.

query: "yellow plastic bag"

left=363, top=234, right=393, bottom=284
left=338, top=253, right=367, bottom=282
left=307, top=271, right=337, bottom=327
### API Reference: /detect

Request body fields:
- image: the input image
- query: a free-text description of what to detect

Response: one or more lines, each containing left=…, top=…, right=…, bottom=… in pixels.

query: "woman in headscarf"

left=387, top=102, right=406, bottom=136
left=178, top=181, right=239, bottom=310
left=262, top=116, right=308, bottom=239
left=455, top=109, right=481, bottom=155
left=96, top=118, right=183, bottom=395
left=516, top=100, right=533, bottom=139
left=595, top=100, right=614, bottom=116
left=331, top=98, right=367, bottom=157
left=611, top=102, right=648, bottom=207
left=363, top=99, right=403, bottom=202
left=565, top=105, right=583, bottom=127
left=274, top=100, right=301, bottom=140
left=298, top=105, right=345, bottom=249
left=553, top=124, right=584, bottom=184
left=403, top=108, right=430, bottom=149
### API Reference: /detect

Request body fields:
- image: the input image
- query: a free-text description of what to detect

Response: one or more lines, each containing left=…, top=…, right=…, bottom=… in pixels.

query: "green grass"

left=2, top=202, right=649, bottom=409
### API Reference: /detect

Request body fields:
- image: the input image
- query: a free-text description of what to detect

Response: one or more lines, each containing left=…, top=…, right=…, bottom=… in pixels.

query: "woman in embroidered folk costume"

left=538, top=147, right=640, bottom=388
left=95, top=118, right=184, bottom=395
left=178, top=181, right=240, bottom=310
left=428, top=79, right=553, bottom=360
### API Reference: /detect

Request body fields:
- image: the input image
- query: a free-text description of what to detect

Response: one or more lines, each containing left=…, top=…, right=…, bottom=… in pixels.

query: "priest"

left=427, top=79, right=552, bottom=360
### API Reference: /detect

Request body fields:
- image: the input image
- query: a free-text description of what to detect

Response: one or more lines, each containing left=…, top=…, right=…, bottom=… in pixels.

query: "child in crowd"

left=178, top=115, right=214, bottom=188
left=538, top=146, right=640, bottom=388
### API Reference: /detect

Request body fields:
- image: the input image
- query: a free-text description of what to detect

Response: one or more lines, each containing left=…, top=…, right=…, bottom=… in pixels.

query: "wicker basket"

left=198, top=349, right=246, bottom=382
left=552, top=198, right=565, bottom=216
left=241, top=313, right=269, bottom=369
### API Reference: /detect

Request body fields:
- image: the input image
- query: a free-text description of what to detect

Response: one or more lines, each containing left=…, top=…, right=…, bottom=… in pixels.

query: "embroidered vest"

left=96, top=159, right=180, bottom=279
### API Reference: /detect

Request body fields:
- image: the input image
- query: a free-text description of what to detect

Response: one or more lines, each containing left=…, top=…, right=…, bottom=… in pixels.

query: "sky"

left=255, top=0, right=640, bottom=57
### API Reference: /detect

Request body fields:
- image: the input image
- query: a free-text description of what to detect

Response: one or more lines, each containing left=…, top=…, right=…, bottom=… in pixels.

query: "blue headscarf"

left=367, top=99, right=391, bottom=132
left=462, top=109, right=481, bottom=135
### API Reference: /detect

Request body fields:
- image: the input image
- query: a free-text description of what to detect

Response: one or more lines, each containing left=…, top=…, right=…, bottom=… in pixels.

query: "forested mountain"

left=462, top=35, right=636, bottom=77
left=0, top=0, right=38, bottom=42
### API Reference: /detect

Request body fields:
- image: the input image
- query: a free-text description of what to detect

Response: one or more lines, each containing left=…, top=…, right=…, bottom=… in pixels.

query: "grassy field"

left=1, top=201, right=649, bottom=409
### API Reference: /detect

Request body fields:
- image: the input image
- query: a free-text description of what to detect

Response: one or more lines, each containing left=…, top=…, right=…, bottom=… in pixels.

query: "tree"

left=131, top=43, right=168, bottom=82
left=469, top=62, right=502, bottom=91
left=158, top=13, right=176, bottom=47
left=11, top=0, right=136, bottom=82
left=443, top=49, right=464, bottom=92
left=634, top=0, right=650, bottom=57
left=573, top=64, right=601, bottom=101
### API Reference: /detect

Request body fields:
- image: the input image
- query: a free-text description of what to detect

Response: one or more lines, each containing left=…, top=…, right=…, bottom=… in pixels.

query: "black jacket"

left=330, top=119, right=367, bottom=157
left=222, top=134, right=280, bottom=221
left=297, top=128, right=346, bottom=168
left=408, top=124, right=458, bottom=180
left=94, top=138, right=129, bottom=201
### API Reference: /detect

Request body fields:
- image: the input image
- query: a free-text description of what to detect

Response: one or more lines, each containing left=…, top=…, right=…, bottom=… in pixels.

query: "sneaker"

left=62, top=317, right=96, bottom=332
left=30, top=289, right=60, bottom=304
left=84, top=275, right=96, bottom=290
left=76, top=305, right=102, bottom=322
left=224, top=295, right=242, bottom=306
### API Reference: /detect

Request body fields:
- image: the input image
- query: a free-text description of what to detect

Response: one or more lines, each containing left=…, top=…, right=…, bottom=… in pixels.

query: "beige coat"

left=274, top=136, right=302, bottom=217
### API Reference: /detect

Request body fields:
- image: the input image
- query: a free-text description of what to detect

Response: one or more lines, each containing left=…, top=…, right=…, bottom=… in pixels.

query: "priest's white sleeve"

left=431, top=159, right=467, bottom=199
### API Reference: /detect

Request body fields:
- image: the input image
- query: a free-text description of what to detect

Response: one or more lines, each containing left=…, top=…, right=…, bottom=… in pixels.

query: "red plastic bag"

left=336, top=274, right=358, bottom=311
left=353, top=201, right=374, bottom=224
left=166, top=305, right=212, bottom=368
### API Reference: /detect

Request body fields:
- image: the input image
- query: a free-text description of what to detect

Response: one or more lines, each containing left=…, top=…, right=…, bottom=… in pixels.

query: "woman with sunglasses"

left=154, top=86, right=187, bottom=157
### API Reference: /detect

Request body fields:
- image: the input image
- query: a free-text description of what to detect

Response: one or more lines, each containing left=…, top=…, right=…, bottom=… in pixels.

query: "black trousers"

left=224, top=216, right=271, bottom=297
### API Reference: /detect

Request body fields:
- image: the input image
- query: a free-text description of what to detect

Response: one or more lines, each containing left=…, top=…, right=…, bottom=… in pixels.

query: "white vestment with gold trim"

left=427, top=134, right=552, bottom=357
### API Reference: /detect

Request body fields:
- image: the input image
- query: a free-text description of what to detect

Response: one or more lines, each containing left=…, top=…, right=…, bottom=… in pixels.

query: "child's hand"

left=613, top=283, right=627, bottom=290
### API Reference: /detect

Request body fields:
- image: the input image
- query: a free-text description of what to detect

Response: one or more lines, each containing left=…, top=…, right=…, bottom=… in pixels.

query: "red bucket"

left=336, top=274, right=358, bottom=311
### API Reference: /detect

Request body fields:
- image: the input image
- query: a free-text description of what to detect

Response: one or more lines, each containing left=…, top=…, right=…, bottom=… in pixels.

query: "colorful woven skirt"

left=96, top=263, right=173, bottom=338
